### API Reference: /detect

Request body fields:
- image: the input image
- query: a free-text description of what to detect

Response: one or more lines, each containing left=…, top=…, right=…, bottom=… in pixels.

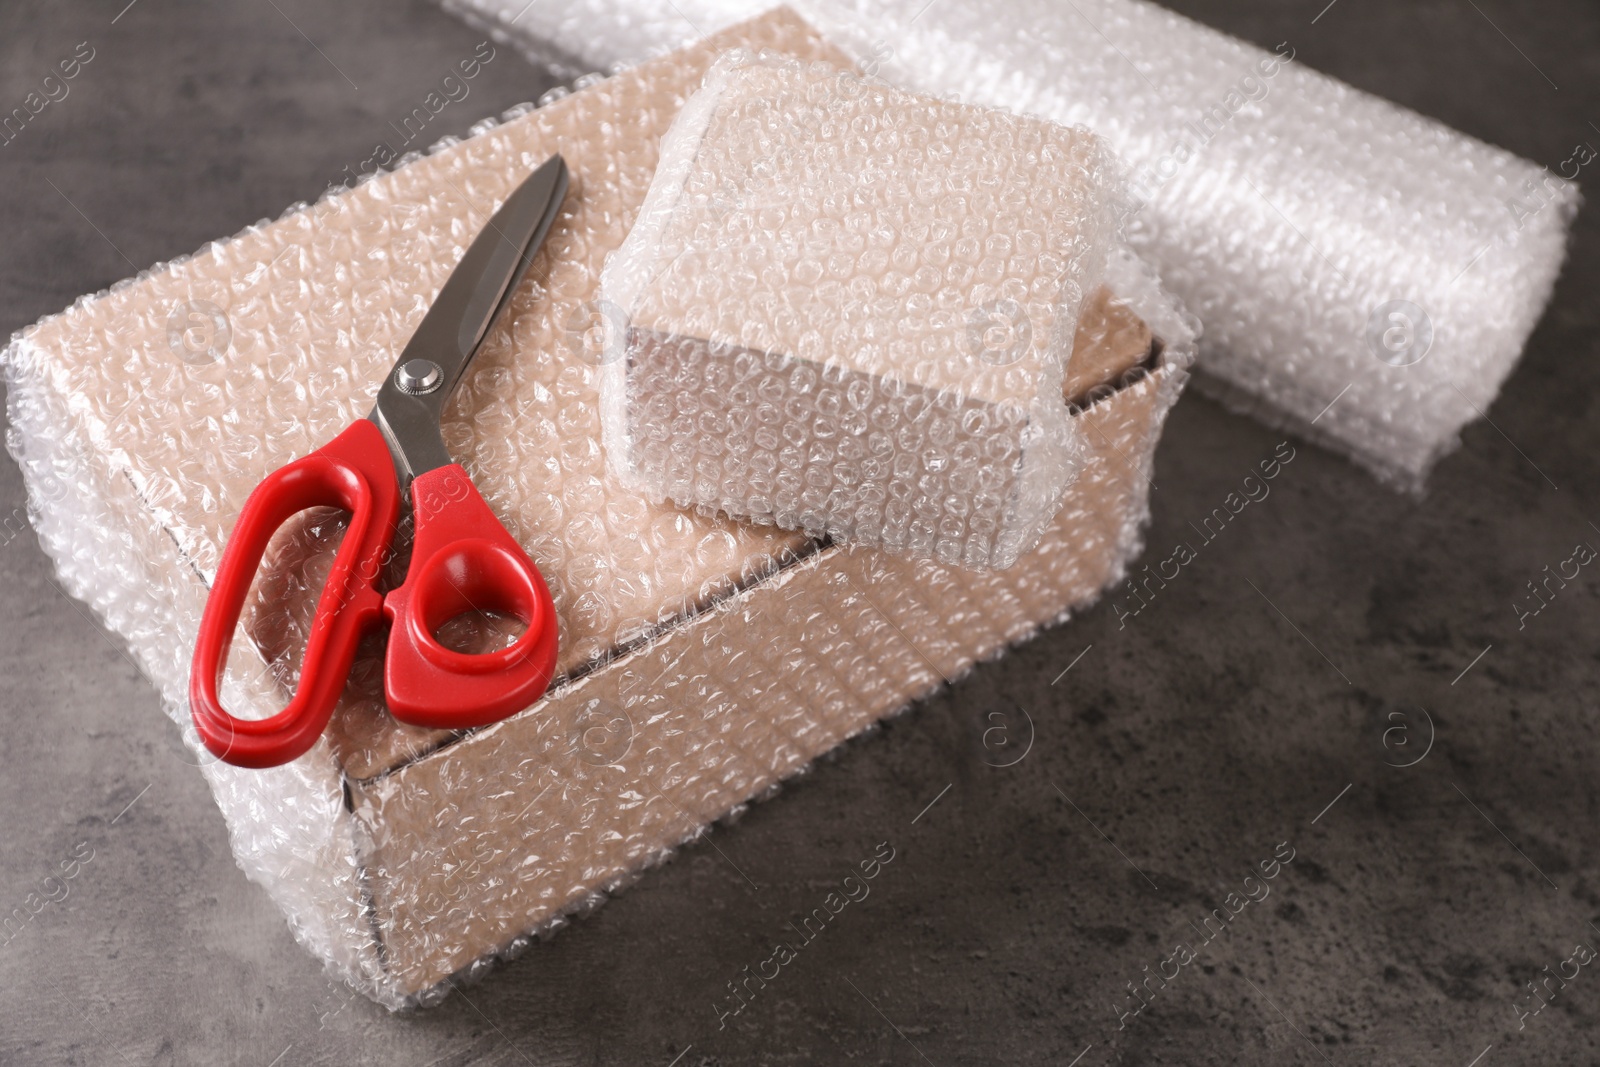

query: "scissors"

left=190, top=155, right=569, bottom=768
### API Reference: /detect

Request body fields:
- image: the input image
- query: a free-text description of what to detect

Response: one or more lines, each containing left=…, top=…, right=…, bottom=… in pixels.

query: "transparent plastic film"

left=600, top=55, right=1123, bottom=569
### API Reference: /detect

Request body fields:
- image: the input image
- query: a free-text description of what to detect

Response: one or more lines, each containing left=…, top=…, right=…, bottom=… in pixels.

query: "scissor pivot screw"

left=396, top=359, right=443, bottom=395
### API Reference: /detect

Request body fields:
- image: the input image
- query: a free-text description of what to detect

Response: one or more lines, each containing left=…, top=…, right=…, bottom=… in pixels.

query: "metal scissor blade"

left=404, top=153, right=569, bottom=395
left=370, top=154, right=569, bottom=485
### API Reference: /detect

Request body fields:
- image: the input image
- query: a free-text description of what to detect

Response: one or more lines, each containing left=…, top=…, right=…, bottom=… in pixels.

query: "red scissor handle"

left=382, top=464, right=559, bottom=729
left=190, top=419, right=401, bottom=768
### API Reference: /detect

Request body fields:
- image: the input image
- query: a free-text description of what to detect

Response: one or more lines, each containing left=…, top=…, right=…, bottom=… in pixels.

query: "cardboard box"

left=603, top=56, right=1121, bottom=567
left=3, top=8, right=1188, bottom=1004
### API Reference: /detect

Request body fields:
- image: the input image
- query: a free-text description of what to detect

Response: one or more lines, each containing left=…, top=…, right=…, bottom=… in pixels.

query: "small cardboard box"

left=3, top=8, right=1189, bottom=1004
left=602, top=56, right=1122, bottom=568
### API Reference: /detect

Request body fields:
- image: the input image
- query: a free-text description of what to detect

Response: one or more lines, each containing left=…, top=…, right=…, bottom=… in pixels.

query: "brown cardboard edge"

left=343, top=535, right=830, bottom=785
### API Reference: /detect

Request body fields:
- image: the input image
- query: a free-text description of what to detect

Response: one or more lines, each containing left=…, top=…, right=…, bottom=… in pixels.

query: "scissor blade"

left=369, top=155, right=569, bottom=486
left=398, top=154, right=569, bottom=397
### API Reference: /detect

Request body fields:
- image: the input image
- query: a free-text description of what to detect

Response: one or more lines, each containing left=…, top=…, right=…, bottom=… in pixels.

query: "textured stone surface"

left=1, top=0, right=1598, bottom=1064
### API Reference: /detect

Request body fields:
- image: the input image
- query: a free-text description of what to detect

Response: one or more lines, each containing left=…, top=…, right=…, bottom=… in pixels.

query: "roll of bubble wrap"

left=2, top=10, right=1194, bottom=1006
left=602, top=54, right=1123, bottom=568
left=446, top=0, right=1580, bottom=489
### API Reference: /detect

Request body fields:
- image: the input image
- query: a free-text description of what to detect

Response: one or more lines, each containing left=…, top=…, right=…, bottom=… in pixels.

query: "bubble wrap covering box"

left=602, top=55, right=1121, bottom=568
left=3, top=10, right=1194, bottom=1006
left=448, top=0, right=1580, bottom=490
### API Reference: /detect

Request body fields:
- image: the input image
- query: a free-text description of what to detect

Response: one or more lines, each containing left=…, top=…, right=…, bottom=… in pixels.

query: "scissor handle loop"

left=189, top=420, right=401, bottom=768
left=382, top=464, right=559, bottom=729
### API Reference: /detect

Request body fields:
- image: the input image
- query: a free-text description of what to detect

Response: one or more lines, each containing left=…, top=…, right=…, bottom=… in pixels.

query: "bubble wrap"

left=601, top=55, right=1120, bottom=568
left=3, top=9, right=1192, bottom=1006
left=447, top=0, right=1580, bottom=490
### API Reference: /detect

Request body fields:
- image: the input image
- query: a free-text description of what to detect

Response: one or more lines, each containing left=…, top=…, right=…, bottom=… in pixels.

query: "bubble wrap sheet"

left=3, top=10, right=1192, bottom=1006
left=602, top=54, right=1122, bottom=568
left=447, top=0, right=1580, bottom=489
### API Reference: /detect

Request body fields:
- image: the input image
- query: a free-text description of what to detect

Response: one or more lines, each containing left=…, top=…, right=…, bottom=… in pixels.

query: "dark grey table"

left=2, top=1, right=1597, bottom=1063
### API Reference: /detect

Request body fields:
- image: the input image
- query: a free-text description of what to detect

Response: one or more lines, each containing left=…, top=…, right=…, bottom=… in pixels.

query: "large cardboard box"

left=3, top=8, right=1189, bottom=1004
